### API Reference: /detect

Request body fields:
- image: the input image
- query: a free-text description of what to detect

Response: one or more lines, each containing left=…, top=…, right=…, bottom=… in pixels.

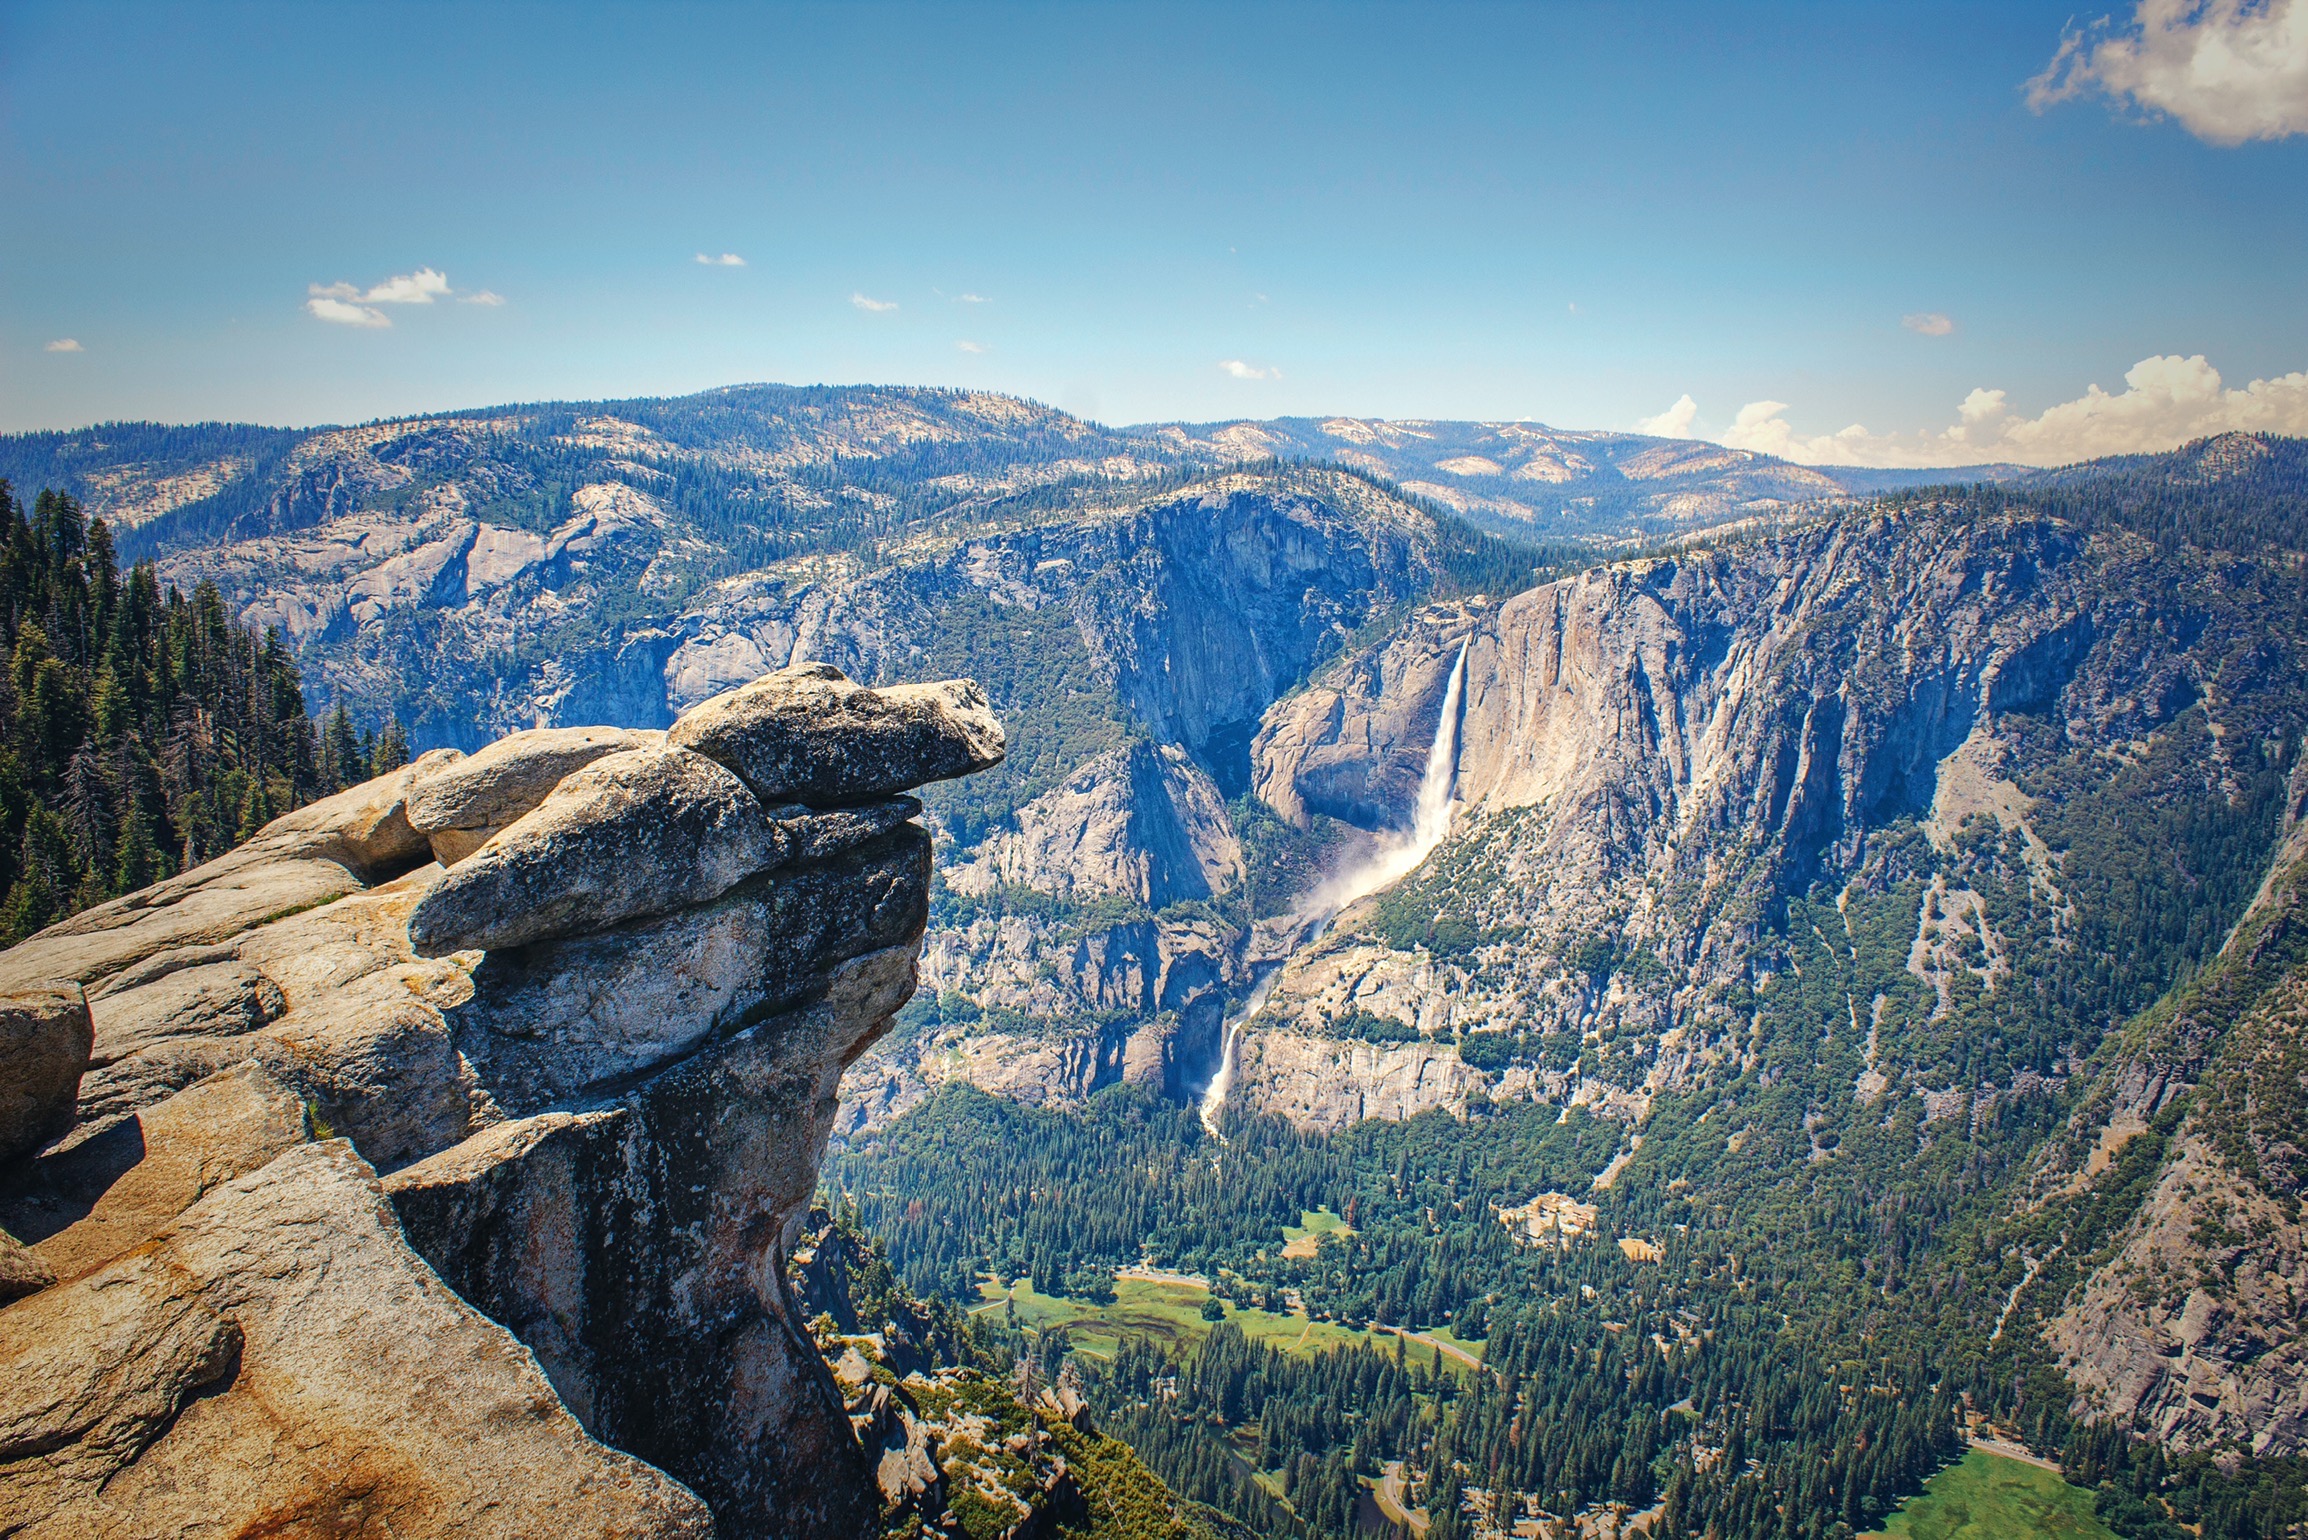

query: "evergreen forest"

left=0, top=481, right=403, bottom=943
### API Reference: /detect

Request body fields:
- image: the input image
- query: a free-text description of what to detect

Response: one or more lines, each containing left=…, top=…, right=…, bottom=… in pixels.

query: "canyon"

left=5, top=391, right=2306, bottom=1535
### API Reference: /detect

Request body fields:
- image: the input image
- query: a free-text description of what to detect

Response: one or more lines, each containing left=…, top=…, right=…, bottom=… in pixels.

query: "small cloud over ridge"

left=1903, top=312, right=1956, bottom=336
left=1713, top=353, right=2308, bottom=468
left=1636, top=394, right=1698, bottom=437
left=851, top=292, right=898, bottom=313
left=956, top=340, right=989, bottom=354
left=1220, top=359, right=1280, bottom=380
left=304, top=267, right=471, bottom=327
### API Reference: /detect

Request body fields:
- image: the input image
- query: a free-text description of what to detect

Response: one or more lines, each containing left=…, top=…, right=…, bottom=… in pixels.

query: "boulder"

left=668, top=662, right=1004, bottom=804
left=0, top=989, right=94, bottom=1163
left=406, top=725, right=665, bottom=865
left=768, top=794, right=922, bottom=864
left=408, top=747, right=781, bottom=956
left=451, top=826, right=933, bottom=1111
left=0, top=1139, right=713, bottom=1540
left=0, top=1227, right=52, bottom=1302
left=87, top=957, right=285, bottom=1069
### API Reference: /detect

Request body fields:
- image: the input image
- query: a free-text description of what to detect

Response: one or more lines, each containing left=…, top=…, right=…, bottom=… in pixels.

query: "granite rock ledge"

left=0, top=665, right=1002, bottom=1540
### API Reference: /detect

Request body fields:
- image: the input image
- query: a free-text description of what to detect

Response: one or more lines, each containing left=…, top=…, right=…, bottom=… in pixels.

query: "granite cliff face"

left=0, top=665, right=1001, bottom=1537
left=1229, top=508, right=2299, bottom=1130
left=827, top=468, right=1463, bottom=1127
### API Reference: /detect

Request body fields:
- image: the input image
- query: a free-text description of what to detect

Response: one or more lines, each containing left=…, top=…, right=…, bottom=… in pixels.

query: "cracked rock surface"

left=0, top=664, right=999, bottom=1540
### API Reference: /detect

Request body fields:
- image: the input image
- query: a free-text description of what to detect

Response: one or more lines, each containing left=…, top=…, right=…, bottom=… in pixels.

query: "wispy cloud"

left=43, top=338, right=83, bottom=353
left=955, top=292, right=988, bottom=304
left=1634, top=394, right=1698, bottom=437
left=1903, top=312, right=1956, bottom=336
left=460, top=290, right=506, bottom=307
left=851, top=292, right=898, bottom=313
left=1713, top=354, right=2308, bottom=468
left=305, top=267, right=470, bottom=327
left=306, top=290, right=392, bottom=327
left=1219, top=358, right=1280, bottom=380
left=2028, top=0, right=2308, bottom=145
left=694, top=252, right=746, bottom=266
left=956, top=340, right=989, bottom=354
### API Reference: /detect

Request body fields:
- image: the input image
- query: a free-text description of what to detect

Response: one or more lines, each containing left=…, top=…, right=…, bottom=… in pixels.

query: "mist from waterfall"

left=1197, top=638, right=1472, bottom=1139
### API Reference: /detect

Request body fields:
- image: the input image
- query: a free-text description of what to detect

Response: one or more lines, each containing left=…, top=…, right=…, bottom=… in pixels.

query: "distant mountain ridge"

left=0, top=383, right=2021, bottom=552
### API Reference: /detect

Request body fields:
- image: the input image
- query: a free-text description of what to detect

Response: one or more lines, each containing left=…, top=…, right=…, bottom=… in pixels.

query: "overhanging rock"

left=0, top=663, right=1001, bottom=1540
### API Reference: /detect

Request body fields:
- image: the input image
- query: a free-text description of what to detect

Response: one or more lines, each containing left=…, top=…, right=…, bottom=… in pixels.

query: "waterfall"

left=1318, top=637, right=1471, bottom=914
left=1197, top=638, right=1472, bottom=1140
left=1199, top=966, right=1281, bottom=1139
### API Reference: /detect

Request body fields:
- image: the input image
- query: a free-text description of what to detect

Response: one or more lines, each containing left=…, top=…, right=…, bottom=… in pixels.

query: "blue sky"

left=4, top=1, right=2304, bottom=463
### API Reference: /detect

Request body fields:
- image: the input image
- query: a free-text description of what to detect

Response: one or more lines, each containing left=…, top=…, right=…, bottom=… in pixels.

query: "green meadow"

left=971, top=1272, right=1481, bottom=1377
left=1868, top=1448, right=2117, bottom=1540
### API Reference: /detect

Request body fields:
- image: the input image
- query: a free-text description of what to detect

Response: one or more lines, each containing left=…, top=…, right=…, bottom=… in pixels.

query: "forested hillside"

left=0, top=481, right=399, bottom=943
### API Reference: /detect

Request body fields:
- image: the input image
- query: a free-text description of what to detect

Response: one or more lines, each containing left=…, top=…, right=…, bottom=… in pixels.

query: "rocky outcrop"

left=668, top=662, right=1005, bottom=803
left=410, top=745, right=797, bottom=954
left=0, top=1137, right=712, bottom=1540
left=0, top=990, right=91, bottom=1163
left=1231, top=1023, right=1490, bottom=1133
left=947, top=741, right=1241, bottom=906
left=0, top=664, right=1000, bottom=1538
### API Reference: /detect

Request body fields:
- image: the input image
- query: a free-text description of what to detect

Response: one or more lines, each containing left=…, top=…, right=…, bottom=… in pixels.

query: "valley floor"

left=970, top=1273, right=1485, bottom=1379
left=1865, top=1449, right=2116, bottom=1540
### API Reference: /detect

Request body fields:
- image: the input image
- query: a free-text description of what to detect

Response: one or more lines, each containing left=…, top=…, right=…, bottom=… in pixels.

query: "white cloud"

left=1219, top=359, right=1280, bottom=380
left=1903, top=312, right=1956, bottom=336
left=1713, top=354, right=2308, bottom=468
left=361, top=267, right=451, bottom=304
left=43, top=338, right=82, bottom=353
left=956, top=340, right=989, bottom=354
left=955, top=292, right=988, bottom=304
left=2028, top=0, right=2308, bottom=145
left=460, top=290, right=506, bottom=306
left=1635, top=394, right=1699, bottom=437
left=304, top=267, right=471, bottom=327
left=306, top=291, right=392, bottom=328
left=695, top=252, right=746, bottom=266
left=851, top=292, right=898, bottom=313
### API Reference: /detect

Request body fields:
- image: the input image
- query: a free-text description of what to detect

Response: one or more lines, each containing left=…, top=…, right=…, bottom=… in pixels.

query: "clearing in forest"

left=1866, top=1448, right=2116, bottom=1540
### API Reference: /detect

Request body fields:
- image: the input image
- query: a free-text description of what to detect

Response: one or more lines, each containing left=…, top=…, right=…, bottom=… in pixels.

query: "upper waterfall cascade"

left=1198, top=638, right=1471, bottom=1137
